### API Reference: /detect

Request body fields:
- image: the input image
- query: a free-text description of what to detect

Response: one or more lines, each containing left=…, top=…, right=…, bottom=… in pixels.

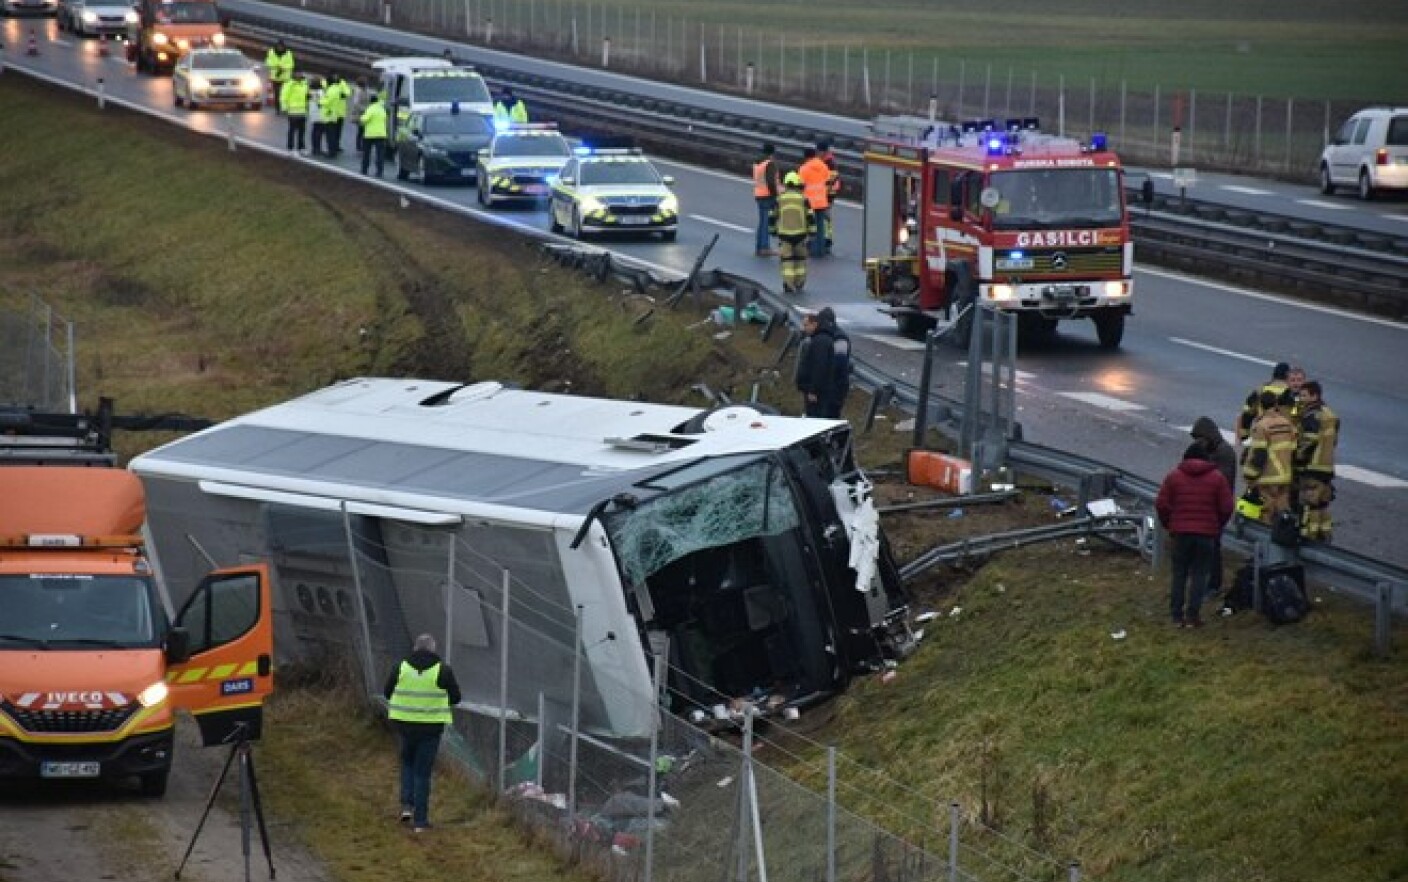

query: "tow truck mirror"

left=166, top=626, right=191, bottom=665
left=1141, top=178, right=1155, bottom=205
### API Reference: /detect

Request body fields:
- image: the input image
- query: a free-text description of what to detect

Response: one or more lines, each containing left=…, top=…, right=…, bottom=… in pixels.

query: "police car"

left=475, top=124, right=573, bottom=207
left=547, top=148, right=679, bottom=241
left=371, top=58, right=494, bottom=120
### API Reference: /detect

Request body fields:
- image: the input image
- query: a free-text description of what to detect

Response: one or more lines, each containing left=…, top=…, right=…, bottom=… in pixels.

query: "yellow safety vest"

left=387, top=661, right=452, bottom=724
left=266, top=48, right=293, bottom=83
left=361, top=101, right=388, bottom=139
left=773, top=190, right=812, bottom=238
left=281, top=80, right=309, bottom=115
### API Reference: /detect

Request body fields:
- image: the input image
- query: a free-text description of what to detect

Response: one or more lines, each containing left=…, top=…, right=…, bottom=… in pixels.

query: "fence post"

left=567, top=604, right=583, bottom=817
left=382, top=0, right=391, bottom=25
left=496, top=567, right=511, bottom=795
left=601, top=35, right=609, bottom=67
left=1284, top=98, right=1294, bottom=172
left=1119, top=80, right=1126, bottom=149
left=956, top=59, right=964, bottom=117
left=1058, top=74, right=1065, bottom=137
left=826, top=747, right=837, bottom=882
left=982, top=62, right=990, bottom=117
left=947, top=801, right=961, bottom=882
left=1375, top=583, right=1395, bottom=658
left=862, top=48, right=871, bottom=107
left=745, top=62, right=754, bottom=95
left=1189, top=88, right=1197, bottom=163
left=699, top=37, right=706, bottom=82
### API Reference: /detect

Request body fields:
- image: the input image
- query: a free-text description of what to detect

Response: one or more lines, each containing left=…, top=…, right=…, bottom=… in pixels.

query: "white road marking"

left=1336, top=465, right=1408, bottom=490
left=1220, top=185, right=1273, bottom=196
left=1139, top=266, right=1408, bottom=330
left=863, top=334, right=928, bottom=351
left=1175, top=426, right=1407, bottom=489
left=51, top=39, right=73, bottom=46
left=957, top=362, right=1039, bottom=382
left=688, top=214, right=751, bottom=234
left=1295, top=199, right=1353, bottom=210
left=1058, top=391, right=1146, bottom=412
left=1168, top=337, right=1276, bottom=367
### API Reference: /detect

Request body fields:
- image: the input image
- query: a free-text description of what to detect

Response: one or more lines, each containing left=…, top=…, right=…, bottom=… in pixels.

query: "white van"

left=371, top=57, right=494, bottom=122
left=1319, top=107, right=1408, bottom=200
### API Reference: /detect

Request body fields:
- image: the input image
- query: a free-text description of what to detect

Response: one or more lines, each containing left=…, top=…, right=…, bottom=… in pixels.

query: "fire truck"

left=862, top=116, right=1134, bottom=348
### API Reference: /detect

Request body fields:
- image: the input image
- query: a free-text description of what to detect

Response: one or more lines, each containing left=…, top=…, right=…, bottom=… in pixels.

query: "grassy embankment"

left=2, top=73, right=1406, bottom=882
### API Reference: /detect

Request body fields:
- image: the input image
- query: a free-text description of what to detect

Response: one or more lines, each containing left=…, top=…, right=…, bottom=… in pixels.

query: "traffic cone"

left=27, top=29, right=39, bottom=56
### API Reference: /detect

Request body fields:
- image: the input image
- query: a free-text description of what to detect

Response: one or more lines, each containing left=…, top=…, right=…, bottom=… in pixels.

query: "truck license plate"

left=41, top=761, right=101, bottom=778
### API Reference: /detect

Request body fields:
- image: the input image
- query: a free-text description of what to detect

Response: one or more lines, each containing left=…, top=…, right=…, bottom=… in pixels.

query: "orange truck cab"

left=0, top=467, right=271, bottom=797
left=127, top=0, right=226, bottom=75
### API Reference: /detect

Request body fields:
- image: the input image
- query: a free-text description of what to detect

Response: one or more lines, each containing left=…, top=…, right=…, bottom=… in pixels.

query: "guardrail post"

left=95, top=77, right=105, bottom=110
left=745, top=62, right=754, bottom=95
left=1374, top=582, right=1394, bottom=658
left=947, top=801, right=960, bottom=882
left=382, top=1, right=391, bottom=26
left=488, top=15, right=495, bottom=43
left=1069, top=861, right=1081, bottom=882
left=601, top=35, right=609, bottom=67
left=864, top=384, right=894, bottom=434
left=912, top=330, right=936, bottom=448
left=928, top=93, right=937, bottom=122
left=225, top=111, right=237, bottom=151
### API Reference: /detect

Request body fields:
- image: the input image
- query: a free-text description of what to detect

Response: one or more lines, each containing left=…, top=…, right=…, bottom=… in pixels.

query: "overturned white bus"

left=129, top=378, right=914, bottom=737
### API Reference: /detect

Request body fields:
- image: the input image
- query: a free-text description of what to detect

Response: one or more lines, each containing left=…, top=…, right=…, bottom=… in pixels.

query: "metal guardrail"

left=212, top=16, right=1408, bottom=611
left=226, top=10, right=1408, bottom=317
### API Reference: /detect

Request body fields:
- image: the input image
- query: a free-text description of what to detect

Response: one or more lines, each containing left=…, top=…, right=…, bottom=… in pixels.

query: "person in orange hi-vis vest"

left=752, top=142, right=780, bottom=257
left=798, top=147, right=832, bottom=258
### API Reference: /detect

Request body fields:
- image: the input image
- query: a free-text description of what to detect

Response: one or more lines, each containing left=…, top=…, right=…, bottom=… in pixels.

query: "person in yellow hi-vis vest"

left=264, top=40, right=294, bottom=114
left=383, top=634, right=461, bottom=832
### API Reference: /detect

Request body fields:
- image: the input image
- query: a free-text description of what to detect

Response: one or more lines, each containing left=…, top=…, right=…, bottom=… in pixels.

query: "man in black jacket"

left=383, top=634, right=462, bottom=832
left=795, top=307, right=851, bottom=419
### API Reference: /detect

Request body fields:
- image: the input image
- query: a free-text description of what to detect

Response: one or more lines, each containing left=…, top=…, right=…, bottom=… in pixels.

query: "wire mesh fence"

left=0, top=293, right=76, bottom=413
left=274, top=508, right=1083, bottom=882
left=275, top=0, right=1366, bottom=179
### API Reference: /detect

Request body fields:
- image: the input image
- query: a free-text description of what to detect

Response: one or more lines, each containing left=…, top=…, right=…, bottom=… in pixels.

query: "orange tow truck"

left=127, top=0, right=226, bottom=75
left=0, top=408, right=272, bottom=797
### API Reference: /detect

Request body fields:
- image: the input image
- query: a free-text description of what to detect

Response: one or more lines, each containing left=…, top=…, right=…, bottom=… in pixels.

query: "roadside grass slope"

left=2, top=74, right=1405, bottom=882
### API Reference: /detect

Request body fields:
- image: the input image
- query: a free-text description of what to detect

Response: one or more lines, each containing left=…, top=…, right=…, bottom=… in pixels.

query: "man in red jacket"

left=1156, top=443, right=1234, bottom=628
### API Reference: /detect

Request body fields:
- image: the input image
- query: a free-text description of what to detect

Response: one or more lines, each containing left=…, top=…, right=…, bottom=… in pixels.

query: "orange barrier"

left=905, top=450, right=973, bottom=495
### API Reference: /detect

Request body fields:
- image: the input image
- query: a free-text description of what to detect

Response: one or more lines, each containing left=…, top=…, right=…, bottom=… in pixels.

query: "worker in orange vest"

left=752, top=142, right=781, bottom=257
left=817, top=140, right=840, bottom=254
left=798, top=147, right=832, bottom=258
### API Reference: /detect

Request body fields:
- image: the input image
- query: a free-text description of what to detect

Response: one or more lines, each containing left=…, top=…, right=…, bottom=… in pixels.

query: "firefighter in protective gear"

left=383, top=634, right=461, bottom=832
left=770, top=172, right=816, bottom=294
left=1236, top=361, right=1289, bottom=449
left=1295, top=380, right=1338, bottom=542
left=798, top=147, right=832, bottom=258
left=1240, top=389, right=1299, bottom=525
left=265, top=41, right=294, bottom=114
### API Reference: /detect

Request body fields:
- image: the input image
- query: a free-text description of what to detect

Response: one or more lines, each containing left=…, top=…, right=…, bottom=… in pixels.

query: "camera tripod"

left=175, top=724, right=275, bottom=881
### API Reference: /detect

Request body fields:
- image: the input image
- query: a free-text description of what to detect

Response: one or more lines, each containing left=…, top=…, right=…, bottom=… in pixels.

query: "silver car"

left=172, top=48, right=263, bottom=111
left=58, top=0, right=136, bottom=36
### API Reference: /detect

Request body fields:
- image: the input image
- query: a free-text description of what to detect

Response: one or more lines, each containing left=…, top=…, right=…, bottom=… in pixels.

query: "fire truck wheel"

left=139, top=770, right=169, bottom=798
left=1093, top=312, right=1125, bottom=350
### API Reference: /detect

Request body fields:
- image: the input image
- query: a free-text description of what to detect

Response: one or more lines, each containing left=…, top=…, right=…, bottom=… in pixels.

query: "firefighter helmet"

left=783, top=171, right=803, bottom=188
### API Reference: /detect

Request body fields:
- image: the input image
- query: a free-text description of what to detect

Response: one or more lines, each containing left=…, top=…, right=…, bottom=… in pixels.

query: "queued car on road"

left=127, top=0, right=226, bottom=75
left=1319, top=107, right=1408, bottom=200
left=57, top=0, right=136, bottom=36
left=548, top=148, right=679, bottom=242
left=1, top=0, right=56, bottom=15
left=172, top=47, right=262, bottom=110
left=395, top=108, right=494, bottom=184
left=476, top=124, right=573, bottom=207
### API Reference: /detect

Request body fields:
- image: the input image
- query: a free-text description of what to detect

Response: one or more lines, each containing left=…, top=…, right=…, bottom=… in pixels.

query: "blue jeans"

left=1169, top=533, right=1215, bottom=621
left=755, top=197, right=776, bottom=252
left=810, top=207, right=830, bottom=256
left=398, top=724, right=442, bottom=827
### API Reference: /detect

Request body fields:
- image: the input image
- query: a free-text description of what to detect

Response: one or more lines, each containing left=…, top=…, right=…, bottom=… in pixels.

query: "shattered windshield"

left=988, top=168, right=1123, bottom=230
left=0, top=575, right=162, bottom=648
left=604, top=457, right=800, bottom=586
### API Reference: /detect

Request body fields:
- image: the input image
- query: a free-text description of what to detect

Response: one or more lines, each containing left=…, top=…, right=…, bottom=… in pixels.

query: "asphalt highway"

left=3, top=17, right=1406, bottom=571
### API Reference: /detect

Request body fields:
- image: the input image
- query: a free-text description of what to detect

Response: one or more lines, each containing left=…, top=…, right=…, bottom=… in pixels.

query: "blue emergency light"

left=986, top=137, right=1004, bottom=155
left=1090, top=132, right=1108, bottom=151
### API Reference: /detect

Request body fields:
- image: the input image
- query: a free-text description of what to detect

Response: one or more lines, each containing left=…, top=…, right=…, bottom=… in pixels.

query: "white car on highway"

left=172, top=48, right=263, bottom=111
left=57, top=0, right=136, bottom=37
left=1319, top=107, right=1408, bottom=200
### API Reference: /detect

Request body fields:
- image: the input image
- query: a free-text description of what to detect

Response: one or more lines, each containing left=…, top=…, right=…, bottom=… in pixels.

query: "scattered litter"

left=947, top=508, right=965, bottom=519
left=1049, top=496, right=1073, bottom=512
left=660, top=792, right=681, bottom=809
left=913, top=629, right=925, bottom=642
left=689, top=709, right=707, bottom=724
left=914, top=611, right=939, bottom=623
left=712, top=331, right=733, bottom=341
left=894, top=418, right=916, bottom=432
left=949, top=606, right=963, bottom=617
left=1110, top=629, right=1127, bottom=640
left=1086, top=498, right=1119, bottom=517
left=995, top=583, right=1006, bottom=593
left=783, top=707, right=801, bottom=721
left=880, top=670, right=897, bottom=684
left=716, top=776, right=735, bottom=788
